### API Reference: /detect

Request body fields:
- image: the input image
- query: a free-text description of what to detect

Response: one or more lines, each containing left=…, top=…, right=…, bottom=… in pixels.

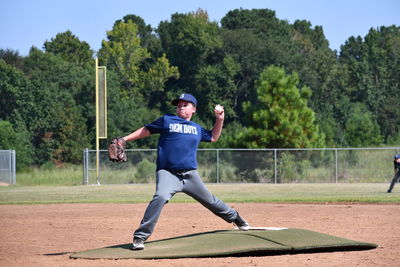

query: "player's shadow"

left=43, top=252, right=74, bottom=256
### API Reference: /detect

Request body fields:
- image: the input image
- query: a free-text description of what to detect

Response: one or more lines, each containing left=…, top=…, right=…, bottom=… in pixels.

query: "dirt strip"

left=0, top=203, right=399, bottom=266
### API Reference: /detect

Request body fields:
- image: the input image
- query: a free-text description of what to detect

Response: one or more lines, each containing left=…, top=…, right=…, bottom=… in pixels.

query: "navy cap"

left=171, top=93, right=197, bottom=107
left=394, top=154, right=400, bottom=159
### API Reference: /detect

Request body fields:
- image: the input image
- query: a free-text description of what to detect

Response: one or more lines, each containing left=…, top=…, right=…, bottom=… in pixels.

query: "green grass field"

left=0, top=183, right=399, bottom=204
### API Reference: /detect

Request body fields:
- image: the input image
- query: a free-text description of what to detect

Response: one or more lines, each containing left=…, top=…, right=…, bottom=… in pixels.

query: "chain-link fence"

left=0, top=150, right=16, bottom=184
left=83, top=147, right=400, bottom=185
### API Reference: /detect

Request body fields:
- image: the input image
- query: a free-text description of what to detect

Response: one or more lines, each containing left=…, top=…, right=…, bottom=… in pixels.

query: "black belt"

left=166, top=169, right=195, bottom=174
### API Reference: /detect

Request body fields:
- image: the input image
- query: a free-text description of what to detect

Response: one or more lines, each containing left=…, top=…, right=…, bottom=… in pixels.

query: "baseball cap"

left=171, top=93, right=197, bottom=107
left=394, top=154, right=400, bottom=159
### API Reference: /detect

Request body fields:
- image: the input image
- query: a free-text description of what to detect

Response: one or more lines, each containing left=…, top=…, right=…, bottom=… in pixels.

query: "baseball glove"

left=108, top=137, right=127, bottom=163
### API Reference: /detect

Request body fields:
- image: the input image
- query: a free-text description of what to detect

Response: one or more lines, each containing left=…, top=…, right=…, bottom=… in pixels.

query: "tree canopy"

left=1, top=8, right=399, bottom=169
left=235, top=66, right=325, bottom=148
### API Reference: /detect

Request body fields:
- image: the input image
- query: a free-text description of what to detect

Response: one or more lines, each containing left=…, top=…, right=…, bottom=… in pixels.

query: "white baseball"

left=215, top=104, right=223, bottom=112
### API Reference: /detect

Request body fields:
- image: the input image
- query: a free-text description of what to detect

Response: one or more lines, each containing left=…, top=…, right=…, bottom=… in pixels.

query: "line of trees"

left=1, top=8, right=399, bottom=170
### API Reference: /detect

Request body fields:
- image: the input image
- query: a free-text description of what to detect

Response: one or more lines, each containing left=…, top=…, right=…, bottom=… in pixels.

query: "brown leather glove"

left=108, top=137, right=127, bottom=163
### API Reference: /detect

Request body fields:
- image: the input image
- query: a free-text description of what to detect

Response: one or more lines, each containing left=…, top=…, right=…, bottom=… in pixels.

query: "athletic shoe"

left=132, top=237, right=145, bottom=250
left=233, top=212, right=251, bottom=231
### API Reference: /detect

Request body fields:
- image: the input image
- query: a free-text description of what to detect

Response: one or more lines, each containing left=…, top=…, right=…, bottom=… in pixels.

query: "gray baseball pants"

left=133, top=169, right=238, bottom=241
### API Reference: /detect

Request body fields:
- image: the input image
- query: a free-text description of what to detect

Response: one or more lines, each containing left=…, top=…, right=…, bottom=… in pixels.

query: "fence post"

left=11, top=150, right=16, bottom=184
left=274, top=149, right=277, bottom=184
left=83, top=148, right=89, bottom=185
left=335, top=148, right=338, bottom=183
left=216, top=149, right=220, bottom=183
left=8, top=150, right=11, bottom=184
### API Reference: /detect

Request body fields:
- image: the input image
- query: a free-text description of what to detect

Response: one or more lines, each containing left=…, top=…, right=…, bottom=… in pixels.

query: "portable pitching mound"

left=70, top=227, right=377, bottom=260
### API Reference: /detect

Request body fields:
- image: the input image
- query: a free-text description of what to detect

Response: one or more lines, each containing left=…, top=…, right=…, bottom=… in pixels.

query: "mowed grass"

left=0, top=183, right=399, bottom=204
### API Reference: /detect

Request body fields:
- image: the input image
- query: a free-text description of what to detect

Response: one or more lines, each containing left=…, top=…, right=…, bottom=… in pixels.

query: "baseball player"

left=387, top=154, right=400, bottom=193
left=122, top=93, right=250, bottom=250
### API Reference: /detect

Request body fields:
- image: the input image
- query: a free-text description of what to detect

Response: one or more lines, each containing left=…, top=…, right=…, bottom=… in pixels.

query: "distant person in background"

left=387, top=154, right=400, bottom=193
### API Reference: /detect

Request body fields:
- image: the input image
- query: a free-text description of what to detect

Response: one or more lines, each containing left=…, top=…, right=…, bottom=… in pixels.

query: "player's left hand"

left=108, top=137, right=127, bottom=163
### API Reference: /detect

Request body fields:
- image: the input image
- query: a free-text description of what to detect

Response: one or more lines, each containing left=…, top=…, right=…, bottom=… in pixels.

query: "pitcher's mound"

left=70, top=228, right=377, bottom=259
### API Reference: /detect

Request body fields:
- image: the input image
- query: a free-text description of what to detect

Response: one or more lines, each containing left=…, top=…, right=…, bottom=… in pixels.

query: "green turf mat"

left=70, top=228, right=377, bottom=259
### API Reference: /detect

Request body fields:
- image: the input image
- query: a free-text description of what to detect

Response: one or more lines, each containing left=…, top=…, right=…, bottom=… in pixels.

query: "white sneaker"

left=233, top=212, right=251, bottom=231
left=132, top=238, right=145, bottom=250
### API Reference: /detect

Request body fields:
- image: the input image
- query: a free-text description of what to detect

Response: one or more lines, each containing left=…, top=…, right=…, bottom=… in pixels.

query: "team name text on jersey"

left=169, top=123, right=198, bottom=135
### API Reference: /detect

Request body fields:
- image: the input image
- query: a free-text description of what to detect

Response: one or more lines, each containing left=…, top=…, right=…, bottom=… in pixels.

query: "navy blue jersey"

left=395, top=161, right=400, bottom=170
left=145, top=114, right=212, bottom=171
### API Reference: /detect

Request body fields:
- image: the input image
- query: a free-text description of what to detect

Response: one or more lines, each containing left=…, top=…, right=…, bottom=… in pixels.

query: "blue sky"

left=1, top=0, right=399, bottom=56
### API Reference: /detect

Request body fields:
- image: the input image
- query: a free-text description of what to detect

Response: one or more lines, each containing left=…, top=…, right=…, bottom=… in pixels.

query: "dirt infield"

left=0, top=203, right=399, bottom=266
